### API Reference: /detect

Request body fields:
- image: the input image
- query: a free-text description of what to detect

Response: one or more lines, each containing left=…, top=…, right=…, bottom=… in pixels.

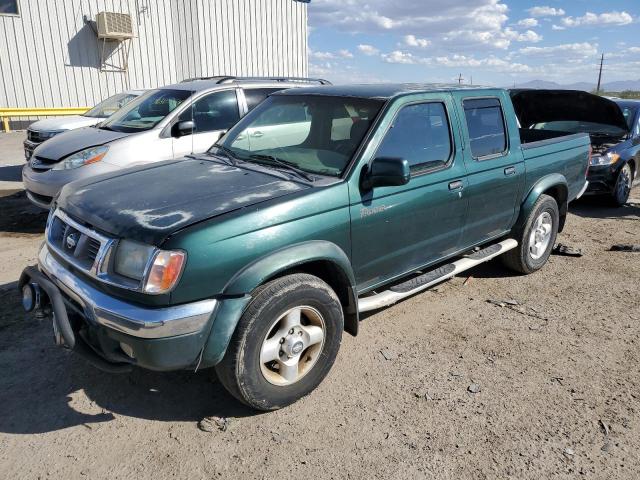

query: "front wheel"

left=502, top=194, right=559, bottom=274
left=215, top=274, right=344, bottom=411
left=611, top=163, right=633, bottom=207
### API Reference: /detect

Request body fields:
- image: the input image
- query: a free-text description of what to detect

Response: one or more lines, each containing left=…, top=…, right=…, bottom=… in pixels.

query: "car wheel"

left=502, top=194, right=559, bottom=274
left=215, top=273, right=344, bottom=411
left=611, top=163, right=633, bottom=207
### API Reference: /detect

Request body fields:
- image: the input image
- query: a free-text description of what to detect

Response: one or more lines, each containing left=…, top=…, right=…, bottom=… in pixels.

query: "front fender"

left=223, top=240, right=356, bottom=296
left=200, top=241, right=357, bottom=367
left=516, top=174, right=569, bottom=231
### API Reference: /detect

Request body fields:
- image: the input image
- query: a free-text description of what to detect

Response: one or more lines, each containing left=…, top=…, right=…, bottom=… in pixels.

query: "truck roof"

left=275, top=83, right=496, bottom=100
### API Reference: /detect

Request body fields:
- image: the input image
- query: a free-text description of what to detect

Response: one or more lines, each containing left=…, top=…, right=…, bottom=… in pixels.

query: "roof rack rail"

left=180, top=76, right=332, bottom=85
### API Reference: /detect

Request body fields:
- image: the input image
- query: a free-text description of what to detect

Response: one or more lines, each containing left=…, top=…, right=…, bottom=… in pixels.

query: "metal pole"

left=596, top=53, right=604, bottom=93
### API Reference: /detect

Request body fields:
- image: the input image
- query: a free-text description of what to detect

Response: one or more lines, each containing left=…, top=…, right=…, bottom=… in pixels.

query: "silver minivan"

left=22, top=76, right=330, bottom=208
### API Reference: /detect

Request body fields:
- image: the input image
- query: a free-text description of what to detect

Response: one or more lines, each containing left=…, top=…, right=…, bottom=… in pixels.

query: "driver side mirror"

left=361, top=157, right=411, bottom=191
left=172, top=120, right=195, bottom=138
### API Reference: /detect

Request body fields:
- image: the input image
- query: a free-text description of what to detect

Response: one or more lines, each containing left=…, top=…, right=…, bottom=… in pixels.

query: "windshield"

left=214, top=95, right=384, bottom=177
left=620, top=105, right=638, bottom=130
left=531, top=120, right=627, bottom=137
left=83, top=92, right=139, bottom=118
left=100, top=89, right=191, bottom=133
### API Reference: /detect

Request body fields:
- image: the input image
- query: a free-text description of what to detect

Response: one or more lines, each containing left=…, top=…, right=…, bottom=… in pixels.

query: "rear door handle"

left=504, top=166, right=516, bottom=176
left=448, top=180, right=464, bottom=191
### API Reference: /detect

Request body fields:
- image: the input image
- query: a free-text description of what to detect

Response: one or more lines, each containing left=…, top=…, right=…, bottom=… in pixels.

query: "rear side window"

left=463, top=98, right=507, bottom=159
left=376, top=102, right=453, bottom=172
left=244, top=88, right=282, bottom=111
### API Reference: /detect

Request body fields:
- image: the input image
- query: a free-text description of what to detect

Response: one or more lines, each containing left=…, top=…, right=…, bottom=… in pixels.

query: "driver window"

left=376, top=102, right=453, bottom=172
left=179, top=90, right=240, bottom=133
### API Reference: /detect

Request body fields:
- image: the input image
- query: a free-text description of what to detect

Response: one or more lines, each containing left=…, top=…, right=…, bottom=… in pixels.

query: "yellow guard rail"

left=0, top=107, right=89, bottom=132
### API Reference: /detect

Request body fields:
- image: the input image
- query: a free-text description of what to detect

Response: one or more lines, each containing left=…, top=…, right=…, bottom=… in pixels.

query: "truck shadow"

left=569, top=196, right=640, bottom=220
left=0, top=190, right=48, bottom=234
left=0, top=286, right=258, bottom=435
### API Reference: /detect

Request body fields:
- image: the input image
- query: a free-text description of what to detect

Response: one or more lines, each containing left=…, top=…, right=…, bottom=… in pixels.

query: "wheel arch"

left=223, top=240, right=359, bottom=336
left=517, top=174, right=569, bottom=232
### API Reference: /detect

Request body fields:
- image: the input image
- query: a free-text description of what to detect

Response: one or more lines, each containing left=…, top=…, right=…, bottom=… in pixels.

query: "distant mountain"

left=510, top=79, right=640, bottom=92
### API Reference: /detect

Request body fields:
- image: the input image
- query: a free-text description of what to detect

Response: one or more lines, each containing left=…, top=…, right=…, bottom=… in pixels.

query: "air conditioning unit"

left=96, top=12, right=134, bottom=40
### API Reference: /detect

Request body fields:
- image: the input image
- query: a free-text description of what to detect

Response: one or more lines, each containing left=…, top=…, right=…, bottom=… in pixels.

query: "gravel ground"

left=0, top=174, right=638, bottom=479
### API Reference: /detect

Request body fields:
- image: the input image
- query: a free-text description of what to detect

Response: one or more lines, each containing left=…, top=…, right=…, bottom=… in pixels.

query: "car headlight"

left=590, top=152, right=620, bottom=166
left=52, top=146, right=108, bottom=170
left=38, top=130, right=65, bottom=139
left=114, top=240, right=186, bottom=294
left=114, top=240, right=155, bottom=281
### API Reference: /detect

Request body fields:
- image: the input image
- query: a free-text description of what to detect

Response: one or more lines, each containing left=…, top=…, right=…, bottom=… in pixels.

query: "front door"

left=350, top=96, right=469, bottom=291
left=172, top=89, right=241, bottom=158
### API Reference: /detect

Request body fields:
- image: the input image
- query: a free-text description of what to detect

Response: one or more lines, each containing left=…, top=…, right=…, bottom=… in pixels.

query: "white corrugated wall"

left=0, top=0, right=308, bottom=113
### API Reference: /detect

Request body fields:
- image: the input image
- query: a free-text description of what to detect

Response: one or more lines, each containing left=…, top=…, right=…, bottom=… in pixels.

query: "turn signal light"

left=143, top=250, right=186, bottom=294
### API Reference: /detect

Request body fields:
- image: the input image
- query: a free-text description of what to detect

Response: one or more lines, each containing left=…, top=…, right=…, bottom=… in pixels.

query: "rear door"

left=171, top=89, right=241, bottom=157
left=454, top=92, right=525, bottom=246
left=349, top=94, right=469, bottom=291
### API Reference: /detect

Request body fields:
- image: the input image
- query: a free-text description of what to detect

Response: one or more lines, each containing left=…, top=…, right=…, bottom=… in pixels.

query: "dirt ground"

left=1, top=182, right=639, bottom=479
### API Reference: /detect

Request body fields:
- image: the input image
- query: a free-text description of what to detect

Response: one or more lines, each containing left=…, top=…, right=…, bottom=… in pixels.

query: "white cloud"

left=357, top=44, right=380, bottom=56
left=518, top=42, right=599, bottom=58
left=514, top=30, right=543, bottom=43
left=381, top=50, right=418, bottom=64
left=551, top=24, right=565, bottom=31
left=627, top=47, right=640, bottom=54
left=527, top=6, right=566, bottom=18
left=309, top=49, right=354, bottom=60
left=516, top=18, right=539, bottom=28
left=403, top=34, right=431, bottom=48
left=561, top=11, right=634, bottom=28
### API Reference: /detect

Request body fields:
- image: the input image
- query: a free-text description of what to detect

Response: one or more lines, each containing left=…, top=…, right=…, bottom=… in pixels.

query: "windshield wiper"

left=248, top=154, right=314, bottom=182
left=208, top=145, right=242, bottom=166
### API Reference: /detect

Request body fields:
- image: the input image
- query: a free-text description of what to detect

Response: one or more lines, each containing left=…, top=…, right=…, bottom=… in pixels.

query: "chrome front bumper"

left=38, top=245, right=217, bottom=339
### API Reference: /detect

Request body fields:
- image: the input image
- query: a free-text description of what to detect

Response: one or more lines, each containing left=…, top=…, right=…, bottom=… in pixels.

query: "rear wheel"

left=611, top=163, right=633, bottom=207
left=503, top=194, right=559, bottom=274
left=215, top=274, right=343, bottom=411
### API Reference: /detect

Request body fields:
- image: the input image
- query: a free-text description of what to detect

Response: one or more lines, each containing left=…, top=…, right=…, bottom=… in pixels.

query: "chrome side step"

left=357, top=238, right=518, bottom=313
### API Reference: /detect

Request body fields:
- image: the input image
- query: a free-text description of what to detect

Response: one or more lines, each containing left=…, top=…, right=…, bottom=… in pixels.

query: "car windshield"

left=100, top=89, right=192, bottom=133
left=531, top=120, right=627, bottom=137
left=620, top=105, right=638, bottom=130
left=83, top=92, right=140, bottom=118
left=213, top=95, right=384, bottom=177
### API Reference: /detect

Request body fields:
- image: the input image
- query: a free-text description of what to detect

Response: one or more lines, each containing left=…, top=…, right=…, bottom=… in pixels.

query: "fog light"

left=22, top=283, right=40, bottom=312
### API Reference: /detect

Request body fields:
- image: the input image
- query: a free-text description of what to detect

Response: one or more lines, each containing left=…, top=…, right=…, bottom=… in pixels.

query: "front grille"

left=47, top=211, right=110, bottom=272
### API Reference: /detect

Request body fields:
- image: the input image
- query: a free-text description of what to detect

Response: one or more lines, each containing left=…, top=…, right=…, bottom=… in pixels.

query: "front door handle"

left=251, top=131, right=264, bottom=138
left=504, top=166, right=516, bottom=176
left=448, top=180, right=464, bottom=191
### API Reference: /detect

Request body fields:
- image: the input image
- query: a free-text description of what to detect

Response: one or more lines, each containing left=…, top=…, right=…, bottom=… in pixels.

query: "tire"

left=611, top=163, right=633, bottom=207
left=502, top=194, right=559, bottom=274
left=215, top=273, right=344, bottom=411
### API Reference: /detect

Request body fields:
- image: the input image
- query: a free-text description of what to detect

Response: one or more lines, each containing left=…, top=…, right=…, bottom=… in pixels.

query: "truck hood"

left=510, top=89, right=629, bottom=133
left=32, top=126, right=129, bottom=161
left=29, top=115, right=101, bottom=132
left=56, top=156, right=309, bottom=245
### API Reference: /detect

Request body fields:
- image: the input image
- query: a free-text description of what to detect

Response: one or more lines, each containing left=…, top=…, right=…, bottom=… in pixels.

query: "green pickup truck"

left=20, top=84, right=590, bottom=410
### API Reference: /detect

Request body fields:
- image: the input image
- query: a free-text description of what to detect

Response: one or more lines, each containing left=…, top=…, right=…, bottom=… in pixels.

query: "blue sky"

left=307, top=1, right=640, bottom=86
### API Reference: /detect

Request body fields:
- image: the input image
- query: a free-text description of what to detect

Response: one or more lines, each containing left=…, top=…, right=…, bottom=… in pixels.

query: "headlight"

left=590, top=152, right=620, bottom=166
left=38, top=130, right=65, bottom=140
left=113, top=240, right=186, bottom=294
left=114, top=240, right=155, bottom=281
left=52, top=146, right=108, bottom=170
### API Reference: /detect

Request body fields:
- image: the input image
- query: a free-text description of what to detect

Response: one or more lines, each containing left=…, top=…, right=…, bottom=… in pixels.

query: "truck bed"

left=518, top=129, right=590, bottom=202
